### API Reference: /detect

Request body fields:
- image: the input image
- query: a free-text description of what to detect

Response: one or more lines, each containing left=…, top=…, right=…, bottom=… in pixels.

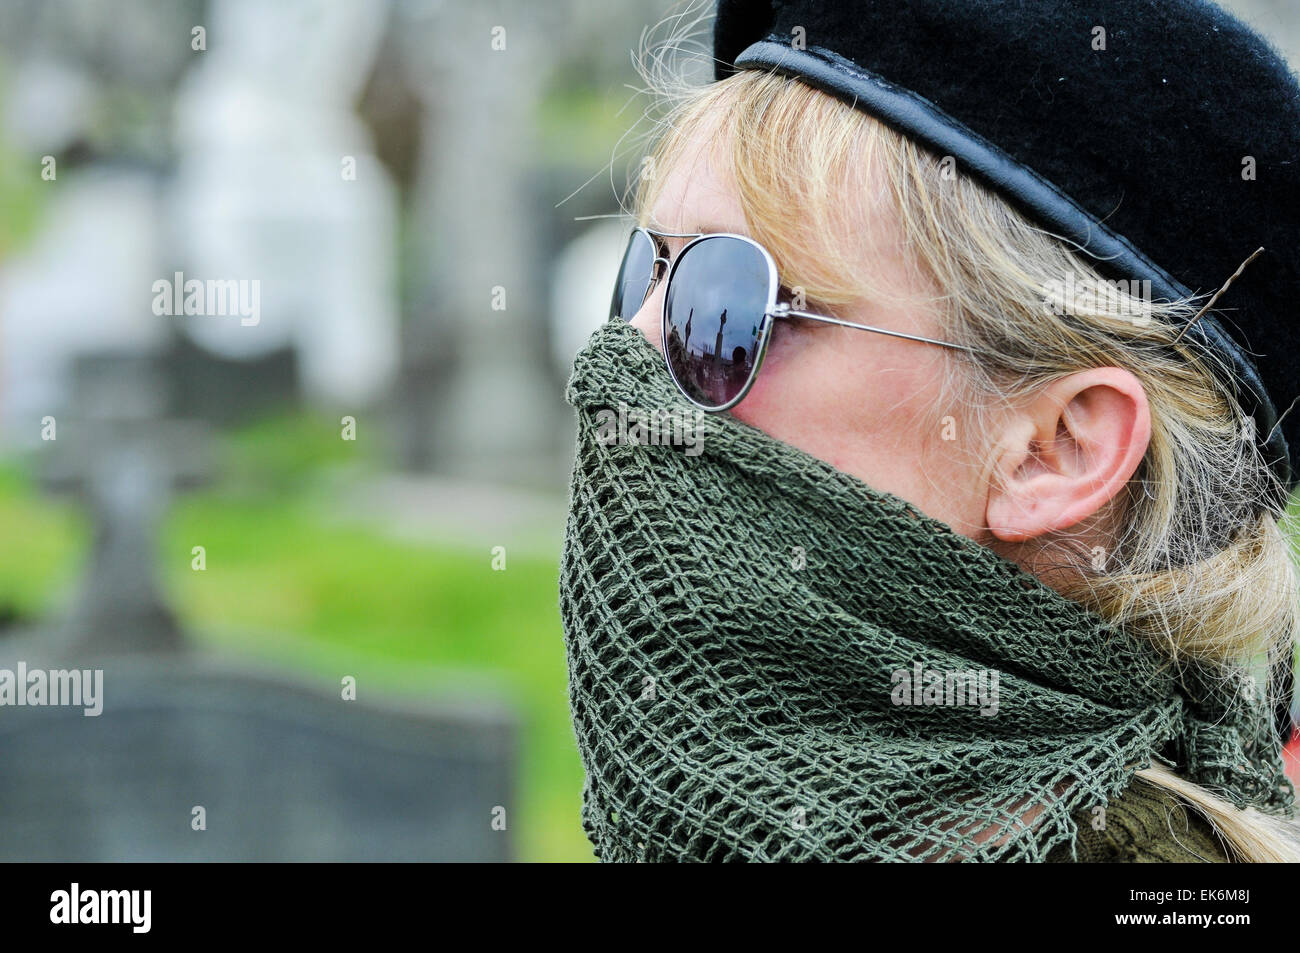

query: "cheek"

left=728, top=336, right=966, bottom=500
left=729, top=325, right=825, bottom=422
left=732, top=334, right=926, bottom=453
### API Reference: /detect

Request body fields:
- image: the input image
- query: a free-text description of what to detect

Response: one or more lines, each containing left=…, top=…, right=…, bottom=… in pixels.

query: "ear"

left=986, top=368, right=1151, bottom=542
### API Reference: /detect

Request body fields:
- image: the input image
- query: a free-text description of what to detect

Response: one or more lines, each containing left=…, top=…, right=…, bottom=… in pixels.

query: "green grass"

left=0, top=414, right=591, bottom=862
left=162, top=493, right=589, bottom=862
left=0, top=467, right=86, bottom=619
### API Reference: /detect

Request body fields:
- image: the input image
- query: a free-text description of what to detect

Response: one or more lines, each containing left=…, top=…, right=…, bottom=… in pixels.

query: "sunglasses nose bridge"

left=638, top=256, right=670, bottom=305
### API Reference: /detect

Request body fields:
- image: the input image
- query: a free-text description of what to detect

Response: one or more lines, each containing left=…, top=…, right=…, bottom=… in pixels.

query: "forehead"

left=641, top=101, right=894, bottom=252
left=643, top=118, right=748, bottom=237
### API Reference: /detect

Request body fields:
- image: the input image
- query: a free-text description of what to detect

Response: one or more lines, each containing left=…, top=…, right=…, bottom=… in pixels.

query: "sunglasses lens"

left=664, top=236, right=770, bottom=409
left=609, top=228, right=658, bottom=321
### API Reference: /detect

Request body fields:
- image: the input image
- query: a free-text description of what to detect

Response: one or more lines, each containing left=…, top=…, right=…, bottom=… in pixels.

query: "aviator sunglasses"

left=610, top=226, right=989, bottom=411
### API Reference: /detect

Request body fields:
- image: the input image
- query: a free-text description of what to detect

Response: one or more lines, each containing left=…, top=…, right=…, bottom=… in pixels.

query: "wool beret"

left=713, top=0, right=1300, bottom=509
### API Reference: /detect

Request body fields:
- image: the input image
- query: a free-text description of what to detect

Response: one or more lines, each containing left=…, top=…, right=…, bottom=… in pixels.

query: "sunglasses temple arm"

left=776, top=308, right=988, bottom=356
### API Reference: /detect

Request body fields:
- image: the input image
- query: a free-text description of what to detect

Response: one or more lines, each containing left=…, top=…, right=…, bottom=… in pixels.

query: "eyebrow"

left=692, top=222, right=746, bottom=236
left=642, top=215, right=747, bottom=237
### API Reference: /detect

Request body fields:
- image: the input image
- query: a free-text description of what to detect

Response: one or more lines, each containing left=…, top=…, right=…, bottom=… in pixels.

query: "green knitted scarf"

left=559, top=320, right=1295, bottom=862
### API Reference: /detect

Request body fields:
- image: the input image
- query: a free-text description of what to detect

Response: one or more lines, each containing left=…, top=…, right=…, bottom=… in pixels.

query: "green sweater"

left=1047, top=777, right=1231, bottom=862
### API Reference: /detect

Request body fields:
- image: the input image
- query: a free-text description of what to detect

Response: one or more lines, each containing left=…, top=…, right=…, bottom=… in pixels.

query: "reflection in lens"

left=609, top=228, right=657, bottom=321
left=664, top=236, right=770, bottom=408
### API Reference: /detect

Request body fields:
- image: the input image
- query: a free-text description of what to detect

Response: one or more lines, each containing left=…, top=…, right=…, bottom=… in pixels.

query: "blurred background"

left=0, top=0, right=1295, bottom=863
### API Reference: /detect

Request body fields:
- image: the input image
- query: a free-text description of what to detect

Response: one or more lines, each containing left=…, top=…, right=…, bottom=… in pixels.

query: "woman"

left=559, top=0, right=1300, bottom=860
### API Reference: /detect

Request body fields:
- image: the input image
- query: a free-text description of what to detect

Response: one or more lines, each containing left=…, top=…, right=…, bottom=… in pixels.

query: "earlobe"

left=986, top=369, right=1151, bottom=543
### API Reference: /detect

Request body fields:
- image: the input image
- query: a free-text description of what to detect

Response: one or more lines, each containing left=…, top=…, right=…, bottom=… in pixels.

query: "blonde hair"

left=628, top=47, right=1300, bottom=861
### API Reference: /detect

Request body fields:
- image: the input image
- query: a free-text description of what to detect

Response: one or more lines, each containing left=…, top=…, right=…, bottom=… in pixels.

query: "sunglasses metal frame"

left=618, top=226, right=990, bottom=412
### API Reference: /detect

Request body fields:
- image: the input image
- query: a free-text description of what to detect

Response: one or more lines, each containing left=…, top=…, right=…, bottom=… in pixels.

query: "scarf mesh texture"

left=559, top=320, right=1295, bottom=861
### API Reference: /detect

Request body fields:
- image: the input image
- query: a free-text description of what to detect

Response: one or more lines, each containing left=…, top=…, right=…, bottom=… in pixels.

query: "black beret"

left=713, top=0, right=1300, bottom=507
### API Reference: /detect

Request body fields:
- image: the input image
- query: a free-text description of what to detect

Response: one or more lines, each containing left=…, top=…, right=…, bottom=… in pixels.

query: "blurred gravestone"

left=163, top=331, right=300, bottom=426
left=394, top=0, right=563, bottom=483
left=169, top=0, right=399, bottom=410
left=20, top=349, right=519, bottom=862
left=40, top=352, right=211, bottom=656
left=0, top=657, right=516, bottom=861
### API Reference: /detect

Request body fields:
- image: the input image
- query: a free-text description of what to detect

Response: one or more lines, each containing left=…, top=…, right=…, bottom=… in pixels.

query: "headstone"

left=40, top=353, right=213, bottom=656
left=394, top=0, right=563, bottom=481
left=169, top=0, right=399, bottom=409
left=0, top=656, right=516, bottom=862
left=0, top=168, right=167, bottom=449
left=163, top=331, right=300, bottom=426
